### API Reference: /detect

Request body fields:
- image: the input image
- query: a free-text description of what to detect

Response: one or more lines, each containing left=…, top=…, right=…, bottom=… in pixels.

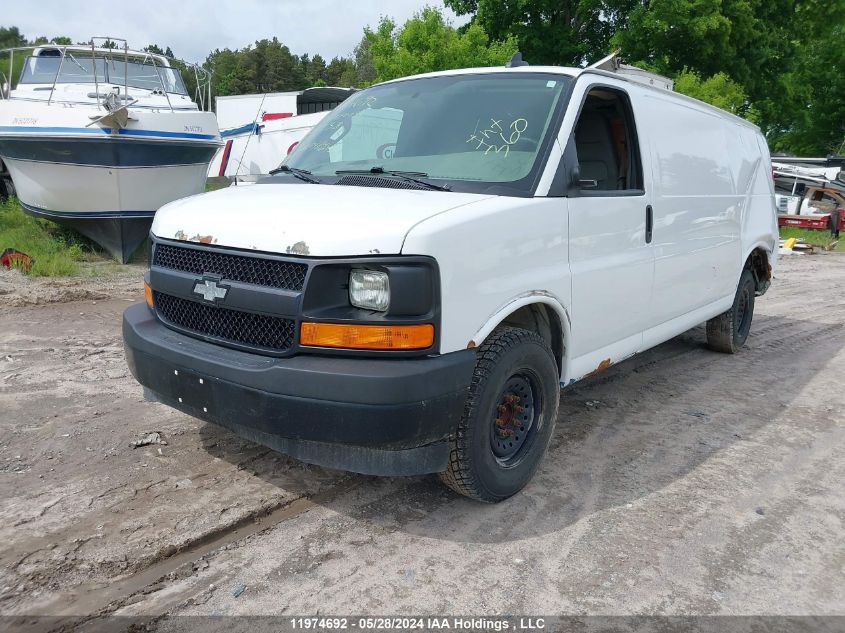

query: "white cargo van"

left=124, top=60, right=777, bottom=502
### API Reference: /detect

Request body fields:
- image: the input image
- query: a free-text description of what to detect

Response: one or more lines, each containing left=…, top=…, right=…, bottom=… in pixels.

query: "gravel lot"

left=0, top=253, right=843, bottom=623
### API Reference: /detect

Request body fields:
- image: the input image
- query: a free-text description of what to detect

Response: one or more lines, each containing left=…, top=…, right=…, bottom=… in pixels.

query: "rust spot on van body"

left=585, top=358, right=612, bottom=378
left=467, top=340, right=477, bottom=349
left=286, top=241, right=310, bottom=256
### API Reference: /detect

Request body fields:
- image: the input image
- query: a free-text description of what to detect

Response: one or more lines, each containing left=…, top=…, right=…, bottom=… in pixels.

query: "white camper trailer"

left=208, top=87, right=355, bottom=178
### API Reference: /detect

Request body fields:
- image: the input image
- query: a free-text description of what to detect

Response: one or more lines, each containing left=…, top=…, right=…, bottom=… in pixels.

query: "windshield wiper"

left=269, top=164, right=322, bottom=184
left=335, top=167, right=451, bottom=191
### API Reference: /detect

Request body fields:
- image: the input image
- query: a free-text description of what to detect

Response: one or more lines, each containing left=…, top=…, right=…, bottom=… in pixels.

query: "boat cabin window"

left=120, top=61, right=187, bottom=94
left=20, top=55, right=106, bottom=85
left=18, top=54, right=188, bottom=95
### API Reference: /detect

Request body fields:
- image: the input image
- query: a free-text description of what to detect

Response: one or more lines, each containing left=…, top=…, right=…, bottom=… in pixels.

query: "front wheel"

left=706, top=269, right=756, bottom=353
left=439, top=327, right=560, bottom=502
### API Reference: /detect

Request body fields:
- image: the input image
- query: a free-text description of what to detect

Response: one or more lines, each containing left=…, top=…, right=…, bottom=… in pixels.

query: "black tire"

left=439, top=326, right=560, bottom=502
left=0, top=175, right=14, bottom=202
left=706, top=269, right=756, bottom=354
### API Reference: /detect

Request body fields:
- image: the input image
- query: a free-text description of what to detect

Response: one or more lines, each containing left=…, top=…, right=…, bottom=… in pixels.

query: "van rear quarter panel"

left=747, top=133, right=779, bottom=274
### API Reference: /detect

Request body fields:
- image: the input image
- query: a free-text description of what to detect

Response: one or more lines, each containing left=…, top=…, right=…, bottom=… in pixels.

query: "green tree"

left=365, top=7, right=517, bottom=83
left=206, top=38, right=308, bottom=96
left=445, top=0, right=638, bottom=66
left=768, top=24, right=845, bottom=154
left=326, top=56, right=357, bottom=87
left=145, top=44, right=175, bottom=58
left=206, top=48, right=241, bottom=96
left=0, top=26, right=26, bottom=48
left=306, top=53, right=328, bottom=86
left=673, top=69, right=757, bottom=121
left=613, top=0, right=793, bottom=103
left=353, top=35, right=375, bottom=85
left=51, top=36, right=72, bottom=45
left=613, top=0, right=845, bottom=154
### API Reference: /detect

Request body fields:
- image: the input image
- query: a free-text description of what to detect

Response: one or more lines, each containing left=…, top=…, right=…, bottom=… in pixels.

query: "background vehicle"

left=208, top=87, right=355, bottom=179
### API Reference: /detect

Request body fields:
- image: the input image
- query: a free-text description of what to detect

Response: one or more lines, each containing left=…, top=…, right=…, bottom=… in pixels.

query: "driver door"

left=564, top=82, right=655, bottom=379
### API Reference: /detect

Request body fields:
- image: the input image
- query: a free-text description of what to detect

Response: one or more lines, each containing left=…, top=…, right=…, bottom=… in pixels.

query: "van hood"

left=152, top=182, right=493, bottom=256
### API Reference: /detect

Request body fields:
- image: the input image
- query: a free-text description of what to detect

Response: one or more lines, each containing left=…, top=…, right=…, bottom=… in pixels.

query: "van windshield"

left=284, top=73, right=572, bottom=195
left=18, top=54, right=188, bottom=95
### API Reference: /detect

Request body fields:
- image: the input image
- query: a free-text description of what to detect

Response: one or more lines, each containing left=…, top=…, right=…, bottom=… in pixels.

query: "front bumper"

left=123, top=304, right=475, bottom=475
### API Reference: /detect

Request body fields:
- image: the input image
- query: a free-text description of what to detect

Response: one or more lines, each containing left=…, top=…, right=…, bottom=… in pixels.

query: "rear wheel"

left=439, top=327, right=560, bottom=502
left=706, top=269, right=756, bottom=353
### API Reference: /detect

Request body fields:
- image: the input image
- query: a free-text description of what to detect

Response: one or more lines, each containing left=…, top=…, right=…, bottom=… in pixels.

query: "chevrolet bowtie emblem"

left=193, top=278, right=228, bottom=302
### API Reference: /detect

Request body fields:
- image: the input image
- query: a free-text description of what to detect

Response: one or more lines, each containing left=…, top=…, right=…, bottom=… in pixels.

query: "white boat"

left=0, top=38, right=221, bottom=262
left=208, top=87, right=354, bottom=179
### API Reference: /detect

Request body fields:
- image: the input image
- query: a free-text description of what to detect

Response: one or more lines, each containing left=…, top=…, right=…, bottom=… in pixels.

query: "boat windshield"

left=18, top=54, right=189, bottom=95
left=284, top=72, right=572, bottom=195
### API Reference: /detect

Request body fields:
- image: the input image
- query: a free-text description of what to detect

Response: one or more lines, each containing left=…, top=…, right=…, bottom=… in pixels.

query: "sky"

left=4, top=0, right=471, bottom=63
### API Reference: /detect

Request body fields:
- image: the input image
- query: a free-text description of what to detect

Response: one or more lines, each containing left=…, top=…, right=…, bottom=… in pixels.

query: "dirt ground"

left=0, top=253, right=843, bottom=623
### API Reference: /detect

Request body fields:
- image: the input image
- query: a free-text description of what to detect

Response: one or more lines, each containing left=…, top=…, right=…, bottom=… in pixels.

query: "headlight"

left=349, top=270, right=390, bottom=311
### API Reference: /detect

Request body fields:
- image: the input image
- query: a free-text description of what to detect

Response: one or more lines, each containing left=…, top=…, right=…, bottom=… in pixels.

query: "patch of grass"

left=779, top=227, right=844, bottom=252
left=205, top=177, right=231, bottom=192
left=0, top=196, right=100, bottom=276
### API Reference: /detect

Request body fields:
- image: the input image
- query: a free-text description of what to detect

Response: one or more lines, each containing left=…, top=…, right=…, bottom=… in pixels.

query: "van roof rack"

left=587, top=50, right=674, bottom=91
left=506, top=52, right=529, bottom=68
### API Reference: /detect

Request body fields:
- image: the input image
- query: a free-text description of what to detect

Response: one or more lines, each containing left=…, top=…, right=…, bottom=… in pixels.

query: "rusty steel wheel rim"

left=490, top=373, right=537, bottom=464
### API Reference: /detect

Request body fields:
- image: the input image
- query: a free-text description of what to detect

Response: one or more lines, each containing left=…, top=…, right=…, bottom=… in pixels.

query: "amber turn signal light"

left=300, top=322, right=434, bottom=350
left=144, top=281, right=154, bottom=309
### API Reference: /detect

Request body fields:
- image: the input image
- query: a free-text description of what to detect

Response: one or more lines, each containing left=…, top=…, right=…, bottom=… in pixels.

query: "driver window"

left=573, top=88, right=643, bottom=192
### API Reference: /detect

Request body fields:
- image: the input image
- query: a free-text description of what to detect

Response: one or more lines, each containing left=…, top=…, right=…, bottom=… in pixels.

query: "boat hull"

left=3, top=157, right=212, bottom=262
left=0, top=101, right=220, bottom=262
left=20, top=202, right=154, bottom=264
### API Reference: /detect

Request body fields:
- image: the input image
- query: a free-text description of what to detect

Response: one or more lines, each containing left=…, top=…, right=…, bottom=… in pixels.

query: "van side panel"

left=641, top=94, right=743, bottom=326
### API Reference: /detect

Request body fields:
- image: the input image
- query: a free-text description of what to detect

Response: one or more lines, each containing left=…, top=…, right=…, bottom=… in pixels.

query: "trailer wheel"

left=706, top=269, right=756, bottom=354
left=0, top=175, right=14, bottom=202
left=439, top=327, right=560, bottom=502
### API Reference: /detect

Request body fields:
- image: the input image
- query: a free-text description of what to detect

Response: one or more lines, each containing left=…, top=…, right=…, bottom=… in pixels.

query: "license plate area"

left=166, top=367, right=213, bottom=415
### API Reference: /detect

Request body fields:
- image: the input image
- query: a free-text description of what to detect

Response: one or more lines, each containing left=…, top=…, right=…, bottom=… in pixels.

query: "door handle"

left=645, top=205, right=653, bottom=244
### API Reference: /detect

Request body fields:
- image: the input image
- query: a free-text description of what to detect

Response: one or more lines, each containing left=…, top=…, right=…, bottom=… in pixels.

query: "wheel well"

left=497, top=303, right=564, bottom=375
left=745, top=248, right=771, bottom=295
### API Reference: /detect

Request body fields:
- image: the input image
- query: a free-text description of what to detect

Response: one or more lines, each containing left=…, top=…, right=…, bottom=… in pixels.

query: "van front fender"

left=468, top=291, right=572, bottom=383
